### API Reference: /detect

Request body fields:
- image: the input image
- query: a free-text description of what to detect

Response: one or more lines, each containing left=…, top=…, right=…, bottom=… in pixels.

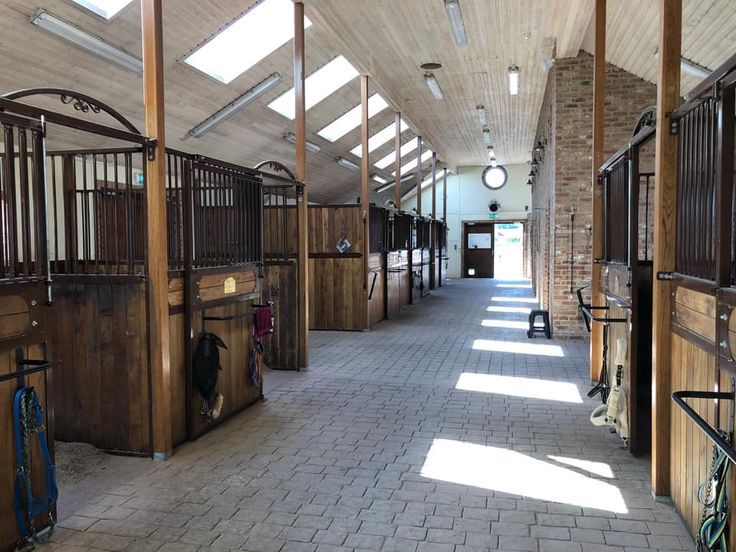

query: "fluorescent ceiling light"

left=393, top=150, right=432, bottom=176
left=317, top=94, right=388, bottom=142
left=376, top=172, right=414, bottom=193
left=184, top=0, right=311, bottom=84
left=187, top=73, right=282, bottom=138
left=73, top=0, right=133, bottom=19
left=482, top=128, right=492, bottom=146
left=284, top=132, right=321, bottom=153
left=508, top=66, right=520, bottom=95
left=269, top=55, right=359, bottom=119
left=375, top=138, right=418, bottom=169
left=477, top=105, right=488, bottom=126
left=680, top=56, right=711, bottom=79
left=444, top=0, right=468, bottom=46
left=336, top=156, right=360, bottom=172
left=30, top=10, right=142, bottom=73
left=424, top=73, right=445, bottom=101
left=371, top=174, right=389, bottom=185
left=351, top=119, right=409, bottom=157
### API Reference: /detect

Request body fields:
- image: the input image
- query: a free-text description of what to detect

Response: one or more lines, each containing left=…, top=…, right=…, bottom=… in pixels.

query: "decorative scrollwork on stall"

left=633, top=106, right=656, bottom=136
left=254, top=160, right=297, bottom=181
left=0, top=87, right=141, bottom=134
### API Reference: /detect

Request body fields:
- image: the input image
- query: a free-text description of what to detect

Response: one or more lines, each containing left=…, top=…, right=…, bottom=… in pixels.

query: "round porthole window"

left=482, top=165, right=508, bottom=190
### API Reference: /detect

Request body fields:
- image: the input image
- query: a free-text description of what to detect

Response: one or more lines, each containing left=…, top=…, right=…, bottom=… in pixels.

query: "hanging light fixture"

left=424, top=73, right=445, bottom=100
left=444, top=0, right=468, bottom=46
left=476, top=105, right=488, bottom=126
left=482, top=128, right=492, bottom=146
left=508, top=66, right=520, bottom=95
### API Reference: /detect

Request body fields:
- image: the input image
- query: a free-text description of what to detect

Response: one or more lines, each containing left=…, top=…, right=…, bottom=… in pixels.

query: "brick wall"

left=532, top=52, right=656, bottom=338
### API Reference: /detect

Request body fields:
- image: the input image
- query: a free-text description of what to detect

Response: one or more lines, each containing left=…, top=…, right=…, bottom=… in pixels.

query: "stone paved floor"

left=47, top=278, right=693, bottom=552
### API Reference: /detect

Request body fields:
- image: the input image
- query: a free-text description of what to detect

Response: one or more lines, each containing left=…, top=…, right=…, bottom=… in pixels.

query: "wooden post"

left=360, top=75, right=370, bottom=330
left=141, top=0, right=171, bottom=460
left=394, top=112, right=402, bottom=209
left=416, top=137, right=423, bottom=215
left=443, top=167, right=447, bottom=221
left=431, top=153, right=437, bottom=219
left=590, top=0, right=606, bottom=384
left=651, top=0, right=681, bottom=498
left=294, top=1, right=309, bottom=369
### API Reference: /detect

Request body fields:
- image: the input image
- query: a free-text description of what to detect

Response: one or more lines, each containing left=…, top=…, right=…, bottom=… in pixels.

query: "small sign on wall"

left=223, top=277, right=236, bottom=294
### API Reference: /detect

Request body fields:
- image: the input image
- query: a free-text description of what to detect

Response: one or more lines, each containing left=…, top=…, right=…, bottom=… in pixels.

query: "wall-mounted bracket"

left=673, top=389, right=736, bottom=465
left=146, top=139, right=157, bottom=161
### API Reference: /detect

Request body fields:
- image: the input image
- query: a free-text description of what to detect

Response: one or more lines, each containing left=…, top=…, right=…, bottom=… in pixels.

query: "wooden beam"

left=294, top=1, right=309, bottom=368
left=141, top=0, right=171, bottom=460
left=394, top=112, right=402, bottom=209
left=360, top=75, right=370, bottom=330
left=651, top=0, right=681, bottom=498
left=416, top=137, right=423, bottom=215
left=590, top=0, right=605, bottom=383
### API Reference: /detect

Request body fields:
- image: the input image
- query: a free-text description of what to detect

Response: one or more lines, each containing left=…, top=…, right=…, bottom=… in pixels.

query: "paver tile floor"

left=47, top=279, right=691, bottom=551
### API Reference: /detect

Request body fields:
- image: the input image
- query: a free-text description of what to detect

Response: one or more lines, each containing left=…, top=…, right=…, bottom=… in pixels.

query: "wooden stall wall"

left=263, top=204, right=299, bottom=369
left=1, top=290, right=53, bottom=551
left=185, top=269, right=264, bottom=439
left=387, top=250, right=409, bottom=317
left=308, top=206, right=367, bottom=331
left=368, top=252, right=385, bottom=327
left=667, top=284, right=736, bottom=537
left=52, top=280, right=150, bottom=454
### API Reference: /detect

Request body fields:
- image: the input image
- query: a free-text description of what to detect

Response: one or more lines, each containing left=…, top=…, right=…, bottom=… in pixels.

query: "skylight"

left=375, top=138, right=419, bottom=169
left=73, top=0, right=134, bottom=19
left=393, top=150, right=432, bottom=176
left=268, top=55, right=359, bottom=119
left=317, top=94, right=388, bottom=142
left=184, top=0, right=312, bottom=85
left=350, top=119, right=408, bottom=157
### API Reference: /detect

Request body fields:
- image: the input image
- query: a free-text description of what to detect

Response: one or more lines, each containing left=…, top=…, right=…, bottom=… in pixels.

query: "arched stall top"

left=1, top=87, right=142, bottom=135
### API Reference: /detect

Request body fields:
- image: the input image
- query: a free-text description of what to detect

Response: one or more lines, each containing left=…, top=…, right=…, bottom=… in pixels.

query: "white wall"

left=404, top=164, right=531, bottom=278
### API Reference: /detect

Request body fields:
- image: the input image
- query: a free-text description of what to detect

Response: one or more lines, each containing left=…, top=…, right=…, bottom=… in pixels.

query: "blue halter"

left=13, top=386, right=58, bottom=546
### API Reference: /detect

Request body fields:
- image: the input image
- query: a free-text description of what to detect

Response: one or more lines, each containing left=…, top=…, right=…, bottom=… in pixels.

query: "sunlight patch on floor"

left=481, top=319, right=529, bottom=330
left=486, top=305, right=532, bottom=314
left=471, top=339, right=564, bottom=357
left=491, top=296, right=539, bottom=303
left=547, top=455, right=615, bottom=478
left=421, top=439, right=628, bottom=513
left=456, top=373, right=581, bottom=402
left=496, top=283, right=533, bottom=289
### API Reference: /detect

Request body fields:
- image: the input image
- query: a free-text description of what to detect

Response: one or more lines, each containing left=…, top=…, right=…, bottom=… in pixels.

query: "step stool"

left=527, top=310, right=551, bottom=339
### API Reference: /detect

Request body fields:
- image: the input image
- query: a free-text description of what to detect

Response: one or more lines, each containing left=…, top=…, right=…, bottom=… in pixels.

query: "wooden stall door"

left=0, top=114, right=55, bottom=550
left=464, top=223, right=494, bottom=278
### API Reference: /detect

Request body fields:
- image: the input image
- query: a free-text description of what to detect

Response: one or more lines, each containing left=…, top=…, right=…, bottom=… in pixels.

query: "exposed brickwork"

left=532, top=52, right=656, bottom=338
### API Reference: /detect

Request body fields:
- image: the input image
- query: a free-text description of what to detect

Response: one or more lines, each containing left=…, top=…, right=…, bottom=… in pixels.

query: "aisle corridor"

left=50, top=279, right=690, bottom=552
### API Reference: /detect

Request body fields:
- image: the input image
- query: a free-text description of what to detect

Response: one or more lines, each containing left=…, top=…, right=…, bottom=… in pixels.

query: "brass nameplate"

left=223, top=277, right=236, bottom=294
